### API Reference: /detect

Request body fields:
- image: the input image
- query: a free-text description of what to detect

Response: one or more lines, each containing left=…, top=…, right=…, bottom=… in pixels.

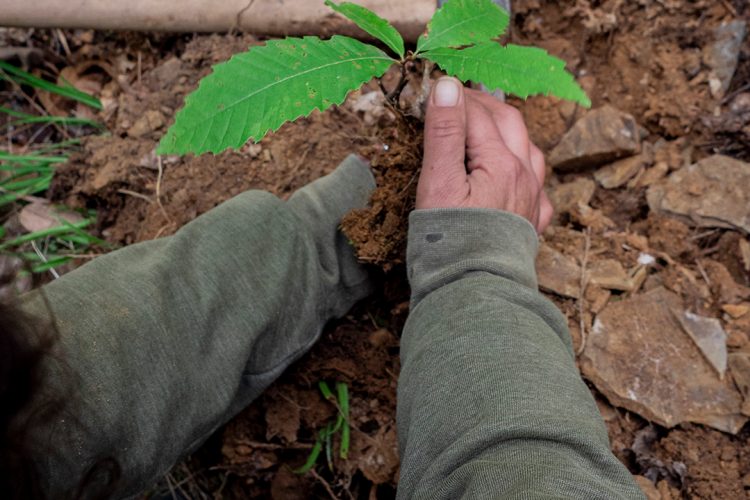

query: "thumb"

left=417, top=77, right=467, bottom=208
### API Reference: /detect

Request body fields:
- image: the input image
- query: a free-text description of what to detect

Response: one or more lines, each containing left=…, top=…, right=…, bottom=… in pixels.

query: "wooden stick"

left=0, top=0, right=435, bottom=42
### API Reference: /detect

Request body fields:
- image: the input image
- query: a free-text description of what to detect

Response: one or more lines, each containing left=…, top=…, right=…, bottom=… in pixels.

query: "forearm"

left=397, top=209, right=643, bottom=499
left=24, top=155, right=374, bottom=498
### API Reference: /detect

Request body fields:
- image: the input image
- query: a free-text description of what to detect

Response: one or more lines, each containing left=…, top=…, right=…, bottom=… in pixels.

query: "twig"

left=695, top=259, right=711, bottom=287
left=576, top=228, right=592, bottom=356
left=156, top=155, right=172, bottom=224
left=310, top=469, right=341, bottom=500
left=719, top=0, right=737, bottom=17
left=232, top=439, right=313, bottom=450
left=55, top=29, right=72, bottom=59
left=721, top=82, right=750, bottom=104
left=164, top=473, right=178, bottom=500
left=31, top=240, right=60, bottom=279
left=117, top=189, right=152, bottom=203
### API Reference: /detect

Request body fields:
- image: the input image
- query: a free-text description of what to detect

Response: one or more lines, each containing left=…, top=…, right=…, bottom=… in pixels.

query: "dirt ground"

left=3, top=0, right=750, bottom=498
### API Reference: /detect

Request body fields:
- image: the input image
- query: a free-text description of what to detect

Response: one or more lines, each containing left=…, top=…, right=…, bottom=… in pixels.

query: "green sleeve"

left=23, top=156, right=375, bottom=499
left=397, top=209, right=644, bottom=499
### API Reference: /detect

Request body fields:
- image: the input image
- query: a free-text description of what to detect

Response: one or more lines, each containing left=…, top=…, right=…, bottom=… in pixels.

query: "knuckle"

left=531, top=147, right=545, bottom=167
left=504, top=106, right=524, bottom=123
left=427, top=118, right=465, bottom=139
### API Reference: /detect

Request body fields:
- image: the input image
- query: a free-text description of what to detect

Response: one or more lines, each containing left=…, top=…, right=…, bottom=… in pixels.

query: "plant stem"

left=377, top=59, right=411, bottom=109
left=386, top=62, right=409, bottom=105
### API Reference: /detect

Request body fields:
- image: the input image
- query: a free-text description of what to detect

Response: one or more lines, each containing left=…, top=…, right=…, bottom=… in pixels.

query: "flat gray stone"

left=550, top=105, right=641, bottom=171
left=580, top=287, right=747, bottom=434
left=675, top=311, right=728, bottom=379
left=704, top=20, right=747, bottom=98
left=647, top=155, right=750, bottom=234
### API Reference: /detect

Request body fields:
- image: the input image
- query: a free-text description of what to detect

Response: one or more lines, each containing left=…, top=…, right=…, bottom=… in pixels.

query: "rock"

left=636, top=161, right=669, bottom=188
left=571, top=203, right=616, bottom=231
left=723, top=303, right=749, bottom=319
left=150, top=57, right=183, bottom=88
left=729, top=92, right=750, bottom=115
left=548, top=177, right=596, bottom=214
left=580, top=287, right=747, bottom=433
left=634, top=476, right=661, bottom=500
left=704, top=21, right=748, bottom=99
left=550, top=105, right=641, bottom=171
left=595, top=154, right=647, bottom=189
left=586, top=285, right=611, bottom=314
left=18, top=202, right=84, bottom=233
left=536, top=243, right=581, bottom=298
left=588, top=259, right=633, bottom=292
left=701, top=259, right=750, bottom=304
left=652, top=138, right=692, bottom=171
left=127, top=110, right=166, bottom=138
left=647, top=155, right=750, bottom=234
left=740, top=238, right=750, bottom=272
left=674, top=311, right=728, bottom=379
left=727, top=314, right=750, bottom=350
left=728, top=352, right=750, bottom=416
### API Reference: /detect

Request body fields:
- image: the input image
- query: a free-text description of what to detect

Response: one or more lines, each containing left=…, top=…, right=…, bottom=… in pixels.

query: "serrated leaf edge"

left=416, top=0, right=509, bottom=54
left=422, top=43, right=591, bottom=107
left=158, top=36, right=396, bottom=155
left=324, top=0, right=405, bottom=59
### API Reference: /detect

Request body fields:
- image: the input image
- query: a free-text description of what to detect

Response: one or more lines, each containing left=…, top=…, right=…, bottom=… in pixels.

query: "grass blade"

left=318, top=381, right=335, bottom=401
left=0, top=219, right=92, bottom=250
left=0, top=61, right=102, bottom=110
left=293, top=433, right=324, bottom=474
left=336, top=383, right=350, bottom=459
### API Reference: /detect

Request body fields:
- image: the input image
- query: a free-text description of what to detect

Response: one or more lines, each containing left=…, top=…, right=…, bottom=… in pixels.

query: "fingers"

left=529, top=143, right=546, bottom=185
left=464, top=97, right=512, bottom=174
left=417, top=77, right=468, bottom=209
left=538, top=191, right=554, bottom=233
left=466, top=89, right=532, bottom=171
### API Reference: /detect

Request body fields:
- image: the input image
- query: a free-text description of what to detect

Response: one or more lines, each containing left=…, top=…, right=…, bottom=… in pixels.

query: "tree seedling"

left=157, top=0, right=590, bottom=156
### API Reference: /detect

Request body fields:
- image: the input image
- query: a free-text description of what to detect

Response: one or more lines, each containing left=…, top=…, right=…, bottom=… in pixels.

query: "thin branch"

left=310, top=469, right=341, bottom=500
left=156, top=155, right=173, bottom=225
left=576, top=227, right=592, bottom=356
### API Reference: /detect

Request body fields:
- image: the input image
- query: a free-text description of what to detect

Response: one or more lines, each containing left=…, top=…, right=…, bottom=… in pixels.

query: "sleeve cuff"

left=407, top=208, right=539, bottom=307
left=286, top=154, right=376, bottom=307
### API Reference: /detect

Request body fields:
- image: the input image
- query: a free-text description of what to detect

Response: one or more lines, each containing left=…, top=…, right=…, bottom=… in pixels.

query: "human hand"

left=416, top=77, right=553, bottom=233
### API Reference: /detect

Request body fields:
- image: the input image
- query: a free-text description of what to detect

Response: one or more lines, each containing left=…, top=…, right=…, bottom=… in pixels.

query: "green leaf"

left=158, top=36, right=395, bottom=155
left=423, top=43, right=591, bottom=106
left=0, top=61, right=102, bottom=110
left=416, top=0, right=509, bottom=54
left=325, top=0, right=405, bottom=59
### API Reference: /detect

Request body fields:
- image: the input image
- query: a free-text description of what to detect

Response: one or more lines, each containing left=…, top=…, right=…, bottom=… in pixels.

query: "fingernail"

left=434, top=78, right=460, bottom=107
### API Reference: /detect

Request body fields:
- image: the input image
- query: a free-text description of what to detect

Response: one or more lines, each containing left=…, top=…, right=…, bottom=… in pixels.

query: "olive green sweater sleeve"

left=397, top=209, right=644, bottom=499
left=23, top=156, right=375, bottom=499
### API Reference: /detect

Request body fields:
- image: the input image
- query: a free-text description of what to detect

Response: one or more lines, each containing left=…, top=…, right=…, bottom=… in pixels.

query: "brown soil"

left=4, top=0, right=750, bottom=498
